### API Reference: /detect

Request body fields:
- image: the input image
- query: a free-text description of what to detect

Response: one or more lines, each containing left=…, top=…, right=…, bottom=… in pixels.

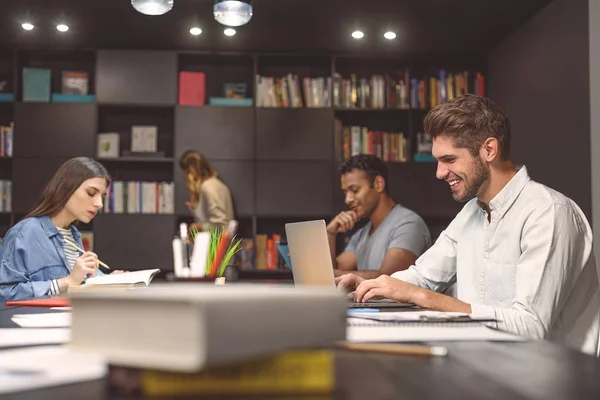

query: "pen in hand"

left=66, top=242, right=111, bottom=271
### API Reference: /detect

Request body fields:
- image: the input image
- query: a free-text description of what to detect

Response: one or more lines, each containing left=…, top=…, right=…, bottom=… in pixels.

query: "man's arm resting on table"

left=334, top=248, right=418, bottom=279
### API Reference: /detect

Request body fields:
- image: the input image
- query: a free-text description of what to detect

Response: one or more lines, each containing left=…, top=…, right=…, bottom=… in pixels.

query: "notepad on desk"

left=67, top=269, right=161, bottom=292
left=346, top=317, right=526, bottom=343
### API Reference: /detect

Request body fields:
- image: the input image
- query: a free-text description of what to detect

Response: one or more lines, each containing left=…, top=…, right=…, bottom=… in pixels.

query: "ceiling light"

left=21, top=23, right=34, bottom=31
left=384, top=31, right=396, bottom=40
left=56, top=24, right=69, bottom=32
left=189, top=27, right=202, bottom=36
left=131, top=0, right=174, bottom=16
left=351, top=30, right=364, bottom=39
left=214, top=0, right=253, bottom=27
left=224, top=28, right=236, bottom=36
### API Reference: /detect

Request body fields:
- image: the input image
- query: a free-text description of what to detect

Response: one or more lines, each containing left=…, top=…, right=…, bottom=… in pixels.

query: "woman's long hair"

left=25, top=157, right=111, bottom=219
left=178, top=150, right=217, bottom=205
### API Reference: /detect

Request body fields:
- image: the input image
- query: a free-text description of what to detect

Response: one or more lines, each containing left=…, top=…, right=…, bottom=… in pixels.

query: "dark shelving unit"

left=0, top=48, right=486, bottom=271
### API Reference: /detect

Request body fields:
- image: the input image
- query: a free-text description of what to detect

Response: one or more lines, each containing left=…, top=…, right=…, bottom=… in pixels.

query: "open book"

left=67, top=269, right=160, bottom=292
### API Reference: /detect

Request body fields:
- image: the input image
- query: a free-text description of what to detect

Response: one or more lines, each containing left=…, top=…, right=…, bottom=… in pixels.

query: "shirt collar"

left=39, top=215, right=81, bottom=241
left=477, top=165, right=531, bottom=217
left=39, top=216, right=60, bottom=238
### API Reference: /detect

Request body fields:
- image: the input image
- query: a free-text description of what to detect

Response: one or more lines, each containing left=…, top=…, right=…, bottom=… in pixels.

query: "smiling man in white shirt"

left=337, top=94, right=600, bottom=355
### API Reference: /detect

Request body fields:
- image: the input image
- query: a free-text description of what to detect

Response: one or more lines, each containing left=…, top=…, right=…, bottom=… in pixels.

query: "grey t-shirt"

left=345, top=204, right=432, bottom=270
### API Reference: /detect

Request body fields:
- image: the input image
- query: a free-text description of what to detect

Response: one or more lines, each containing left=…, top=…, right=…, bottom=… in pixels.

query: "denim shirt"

left=0, top=216, right=103, bottom=302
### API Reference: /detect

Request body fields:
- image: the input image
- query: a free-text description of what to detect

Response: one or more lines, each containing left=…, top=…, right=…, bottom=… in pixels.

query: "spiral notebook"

left=346, top=317, right=526, bottom=342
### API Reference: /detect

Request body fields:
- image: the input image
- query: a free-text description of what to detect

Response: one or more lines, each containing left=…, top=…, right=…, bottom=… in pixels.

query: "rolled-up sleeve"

left=471, top=203, right=592, bottom=339
left=391, top=220, right=459, bottom=293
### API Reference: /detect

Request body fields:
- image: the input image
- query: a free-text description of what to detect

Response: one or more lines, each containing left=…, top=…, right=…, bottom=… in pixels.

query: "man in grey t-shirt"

left=327, top=155, right=432, bottom=279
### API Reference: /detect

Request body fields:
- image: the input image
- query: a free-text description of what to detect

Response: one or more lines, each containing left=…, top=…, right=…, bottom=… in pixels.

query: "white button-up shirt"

left=391, top=166, right=600, bottom=355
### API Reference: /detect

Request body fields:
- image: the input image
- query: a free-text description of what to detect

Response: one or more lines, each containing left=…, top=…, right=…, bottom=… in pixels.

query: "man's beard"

left=453, top=157, right=490, bottom=202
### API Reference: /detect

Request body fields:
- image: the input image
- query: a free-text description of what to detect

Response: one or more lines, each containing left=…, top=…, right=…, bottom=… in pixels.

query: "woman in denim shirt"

left=0, top=157, right=111, bottom=301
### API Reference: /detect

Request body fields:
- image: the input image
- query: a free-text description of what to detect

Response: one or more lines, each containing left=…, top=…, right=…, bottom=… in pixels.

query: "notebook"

left=346, top=317, right=526, bottom=342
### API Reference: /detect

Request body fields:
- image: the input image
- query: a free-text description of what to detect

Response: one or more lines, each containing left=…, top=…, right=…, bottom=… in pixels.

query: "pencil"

left=336, top=342, right=448, bottom=357
left=66, top=241, right=111, bottom=270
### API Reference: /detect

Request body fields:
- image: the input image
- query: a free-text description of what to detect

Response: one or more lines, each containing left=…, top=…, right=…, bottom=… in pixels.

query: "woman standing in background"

left=179, top=150, right=234, bottom=230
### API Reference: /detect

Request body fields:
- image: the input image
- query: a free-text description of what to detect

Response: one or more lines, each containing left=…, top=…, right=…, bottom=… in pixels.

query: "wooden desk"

left=2, top=305, right=600, bottom=400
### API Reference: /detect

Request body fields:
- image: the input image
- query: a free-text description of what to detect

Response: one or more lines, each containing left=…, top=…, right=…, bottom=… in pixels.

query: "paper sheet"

left=346, top=318, right=526, bottom=342
left=348, top=310, right=469, bottom=322
left=0, top=346, right=106, bottom=394
left=11, top=312, right=72, bottom=328
left=0, top=328, right=70, bottom=348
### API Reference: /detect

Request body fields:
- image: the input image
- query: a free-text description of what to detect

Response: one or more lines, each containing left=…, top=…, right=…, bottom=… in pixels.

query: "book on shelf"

left=256, top=74, right=331, bottom=108
left=333, top=70, right=410, bottom=110
left=410, top=69, right=485, bottom=110
left=80, top=231, right=94, bottom=252
left=103, top=181, right=174, bottom=215
left=224, top=82, right=247, bottom=98
left=337, top=123, right=408, bottom=163
left=0, top=122, right=13, bottom=157
left=0, top=180, right=12, bottom=213
left=178, top=71, right=205, bottom=106
left=23, top=67, right=51, bottom=102
left=61, top=71, right=89, bottom=95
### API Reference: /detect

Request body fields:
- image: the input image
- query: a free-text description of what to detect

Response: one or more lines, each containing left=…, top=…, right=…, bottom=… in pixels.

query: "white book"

left=112, top=181, right=124, bottom=213
left=82, top=268, right=161, bottom=287
left=68, top=284, right=347, bottom=372
left=127, top=181, right=137, bottom=213
left=142, top=182, right=156, bottom=214
left=162, top=182, right=174, bottom=214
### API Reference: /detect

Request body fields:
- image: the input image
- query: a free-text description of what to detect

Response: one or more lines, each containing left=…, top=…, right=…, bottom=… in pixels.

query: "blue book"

left=23, top=68, right=51, bottom=102
left=51, top=93, right=96, bottom=103
left=0, top=93, right=14, bottom=102
left=208, top=97, right=253, bottom=107
left=413, top=153, right=437, bottom=163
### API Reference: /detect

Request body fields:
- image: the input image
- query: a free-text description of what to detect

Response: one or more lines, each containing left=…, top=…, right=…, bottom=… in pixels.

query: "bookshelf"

left=0, top=48, right=486, bottom=270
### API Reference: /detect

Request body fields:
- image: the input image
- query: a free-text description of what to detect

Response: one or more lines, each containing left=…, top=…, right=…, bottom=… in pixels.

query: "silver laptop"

left=285, top=220, right=414, bottom=309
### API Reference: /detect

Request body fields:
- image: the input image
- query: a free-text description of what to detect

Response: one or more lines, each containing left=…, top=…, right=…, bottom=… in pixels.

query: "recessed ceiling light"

left=189, top=27, right=202, bottom=36
left=224, top=28, right=236, bottom=36
left=56, top=24, right=69, bottom=32
left=384, top=31, right=396, bottom=40
left=351, top=30, right=364, bottom=39
left=21, top=23, right=34, bottom=31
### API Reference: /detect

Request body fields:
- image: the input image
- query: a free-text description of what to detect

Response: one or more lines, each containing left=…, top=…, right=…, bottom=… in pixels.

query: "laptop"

left=284, top=220, right=414, bottom=309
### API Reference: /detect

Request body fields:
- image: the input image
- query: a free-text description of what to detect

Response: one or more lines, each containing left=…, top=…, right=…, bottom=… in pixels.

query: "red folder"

left=4, top=297, right=70, bottom=308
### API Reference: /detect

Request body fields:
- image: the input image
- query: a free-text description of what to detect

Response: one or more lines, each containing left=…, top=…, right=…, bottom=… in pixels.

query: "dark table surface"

left=2, top=304, right=600, bottom=400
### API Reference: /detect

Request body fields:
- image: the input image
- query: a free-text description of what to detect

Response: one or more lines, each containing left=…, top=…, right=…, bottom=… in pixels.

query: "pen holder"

left=188, top=223, right=242, bottom=279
